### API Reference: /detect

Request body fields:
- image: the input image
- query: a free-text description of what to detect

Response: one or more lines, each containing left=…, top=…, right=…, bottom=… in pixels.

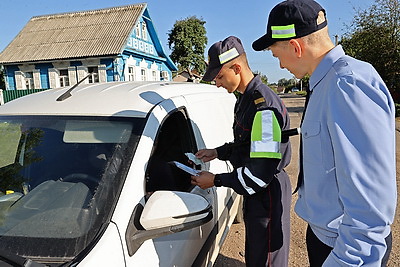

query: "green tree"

left=278, top=78, right=288, bottom=88
left=340, top=0, right=400, bottom=101
left=168, top=16, right=207, bottom=77
left=278, top=78, right=297, bottom=93
left=254, top=71, right=268, bottom=85
left=278, top=77, right=308, bottom=93
left=300, top=74, right=310, bottom=91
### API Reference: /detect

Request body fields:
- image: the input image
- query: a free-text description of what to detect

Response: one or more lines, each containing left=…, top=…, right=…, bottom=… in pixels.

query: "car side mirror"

left=125, top=191, right=212, bottom=256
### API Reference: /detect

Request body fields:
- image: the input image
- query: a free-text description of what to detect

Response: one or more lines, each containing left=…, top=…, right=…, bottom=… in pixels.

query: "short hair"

left=232, top=53, right=250, bottom=68
left=301, top=26, right=331, bottom=46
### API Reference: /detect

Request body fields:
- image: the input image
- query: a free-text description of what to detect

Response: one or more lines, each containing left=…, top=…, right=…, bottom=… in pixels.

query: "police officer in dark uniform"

left=191, top=36, right=292, bottom=267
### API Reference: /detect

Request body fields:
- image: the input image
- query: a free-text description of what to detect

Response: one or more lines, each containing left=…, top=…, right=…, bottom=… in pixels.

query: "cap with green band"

left=252, top=0, right=327, bottom=51
left=202, top=36, right=245, bottom=82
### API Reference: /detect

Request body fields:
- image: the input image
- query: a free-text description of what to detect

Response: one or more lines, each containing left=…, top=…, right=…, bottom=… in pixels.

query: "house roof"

left=0, top=4, right=147, bottom=64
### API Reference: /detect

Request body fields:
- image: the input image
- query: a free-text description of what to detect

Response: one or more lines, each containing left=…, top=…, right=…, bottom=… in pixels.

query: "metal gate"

left=0, top=89, right=49, bottom=105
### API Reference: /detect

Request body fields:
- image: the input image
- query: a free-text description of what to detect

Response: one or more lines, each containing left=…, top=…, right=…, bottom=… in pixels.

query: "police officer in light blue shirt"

left=253, top=0, right=396, bottom=266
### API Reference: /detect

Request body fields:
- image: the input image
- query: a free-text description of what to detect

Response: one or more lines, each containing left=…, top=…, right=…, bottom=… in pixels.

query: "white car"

left=0, top=81, right=241, bottom=266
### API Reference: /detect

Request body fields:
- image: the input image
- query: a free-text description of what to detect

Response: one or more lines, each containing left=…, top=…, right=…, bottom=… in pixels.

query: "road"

left=214, top=93, right=400, bottom=266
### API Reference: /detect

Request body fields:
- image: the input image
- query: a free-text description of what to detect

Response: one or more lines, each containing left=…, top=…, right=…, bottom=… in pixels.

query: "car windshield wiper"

left=0, top=248, right=47, bottom=267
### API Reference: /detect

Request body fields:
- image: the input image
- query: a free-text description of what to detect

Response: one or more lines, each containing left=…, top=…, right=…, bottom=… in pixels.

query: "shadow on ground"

left=214, top=255, right=246, bottom=267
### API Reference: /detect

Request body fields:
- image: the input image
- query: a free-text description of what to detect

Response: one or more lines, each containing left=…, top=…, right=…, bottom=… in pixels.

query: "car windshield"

left=0, top=115, right=144, bottom=264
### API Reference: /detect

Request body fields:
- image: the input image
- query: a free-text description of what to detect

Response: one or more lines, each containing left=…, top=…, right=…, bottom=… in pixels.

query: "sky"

left=0, top=0, right=376, bottom=83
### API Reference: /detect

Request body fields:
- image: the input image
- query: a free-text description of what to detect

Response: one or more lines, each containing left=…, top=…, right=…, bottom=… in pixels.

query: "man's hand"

left=195, top=149, right=218, bottom=163
left=191, top=171, right=215, bottom=189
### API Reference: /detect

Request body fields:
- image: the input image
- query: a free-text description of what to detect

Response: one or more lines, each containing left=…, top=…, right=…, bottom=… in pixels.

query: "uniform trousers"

left=244, top=170, right=291, bottom=267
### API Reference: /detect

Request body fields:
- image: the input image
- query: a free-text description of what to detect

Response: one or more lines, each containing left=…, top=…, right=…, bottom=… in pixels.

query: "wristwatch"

left=214, top=175, right=222, bottom=187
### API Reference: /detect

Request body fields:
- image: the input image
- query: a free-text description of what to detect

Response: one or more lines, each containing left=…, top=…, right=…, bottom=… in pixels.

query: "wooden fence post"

left=0, top=89, right=4, bottom=105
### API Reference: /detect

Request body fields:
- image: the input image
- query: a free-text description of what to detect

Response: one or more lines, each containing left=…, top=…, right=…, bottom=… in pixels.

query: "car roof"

left=0, top=81, right=225, bottom=117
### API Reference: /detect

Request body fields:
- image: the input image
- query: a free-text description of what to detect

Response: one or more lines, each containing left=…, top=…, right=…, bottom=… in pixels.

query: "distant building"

left=173, top=70, right=202, bottom=83
left=0, top=4, right=177, bottom=90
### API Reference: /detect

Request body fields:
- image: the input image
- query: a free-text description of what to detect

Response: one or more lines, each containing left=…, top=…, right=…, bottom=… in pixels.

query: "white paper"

left=184, top=152, right=203, bottom=165
left=170, top=161, right=200, bottom=176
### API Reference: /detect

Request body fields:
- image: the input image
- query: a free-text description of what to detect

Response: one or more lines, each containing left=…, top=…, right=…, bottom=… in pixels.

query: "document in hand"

left=169, top=161, right=200, bottom=176
left=185, top=152, right=203, bottom=165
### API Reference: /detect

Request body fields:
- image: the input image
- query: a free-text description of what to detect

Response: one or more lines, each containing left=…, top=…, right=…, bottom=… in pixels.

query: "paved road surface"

left=214, top=93, right=400, bottom=266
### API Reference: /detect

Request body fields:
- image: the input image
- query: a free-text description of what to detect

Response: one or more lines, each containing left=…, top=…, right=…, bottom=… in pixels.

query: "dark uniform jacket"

left=215, top=75, right=291, bottom=196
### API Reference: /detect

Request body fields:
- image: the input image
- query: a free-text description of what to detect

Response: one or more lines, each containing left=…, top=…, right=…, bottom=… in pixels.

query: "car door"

left=122, top=95, right=217, bottom=267
left=183, top=91, right=240, bottom=263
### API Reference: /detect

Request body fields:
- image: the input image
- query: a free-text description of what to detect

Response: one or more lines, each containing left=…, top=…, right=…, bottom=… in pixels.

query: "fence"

left=0, top=89, right=49, bottom=105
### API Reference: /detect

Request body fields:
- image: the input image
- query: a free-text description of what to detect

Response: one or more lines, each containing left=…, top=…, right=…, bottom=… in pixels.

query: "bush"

left=395, top=103, right=400, bottom=117
left=295, top=91, right=307, bottom=97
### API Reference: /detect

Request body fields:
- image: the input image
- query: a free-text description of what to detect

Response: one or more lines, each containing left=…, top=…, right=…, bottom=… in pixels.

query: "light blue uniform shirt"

left=295, top=45, right=397, bottom=266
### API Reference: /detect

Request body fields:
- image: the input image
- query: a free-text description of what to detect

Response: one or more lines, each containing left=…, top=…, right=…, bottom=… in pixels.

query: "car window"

left=145, top=110, right=197, bottom=194
left=0, top=115, right=145, bottom=261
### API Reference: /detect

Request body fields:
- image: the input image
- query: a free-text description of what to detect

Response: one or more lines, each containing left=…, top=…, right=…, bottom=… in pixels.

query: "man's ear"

left=231, top=63, right=241, bottom=74
left=289, top=39, right=303, bottom=58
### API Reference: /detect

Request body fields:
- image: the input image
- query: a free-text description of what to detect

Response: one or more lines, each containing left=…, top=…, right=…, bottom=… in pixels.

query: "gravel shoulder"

left=214, top=94, right=400, bottom=266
